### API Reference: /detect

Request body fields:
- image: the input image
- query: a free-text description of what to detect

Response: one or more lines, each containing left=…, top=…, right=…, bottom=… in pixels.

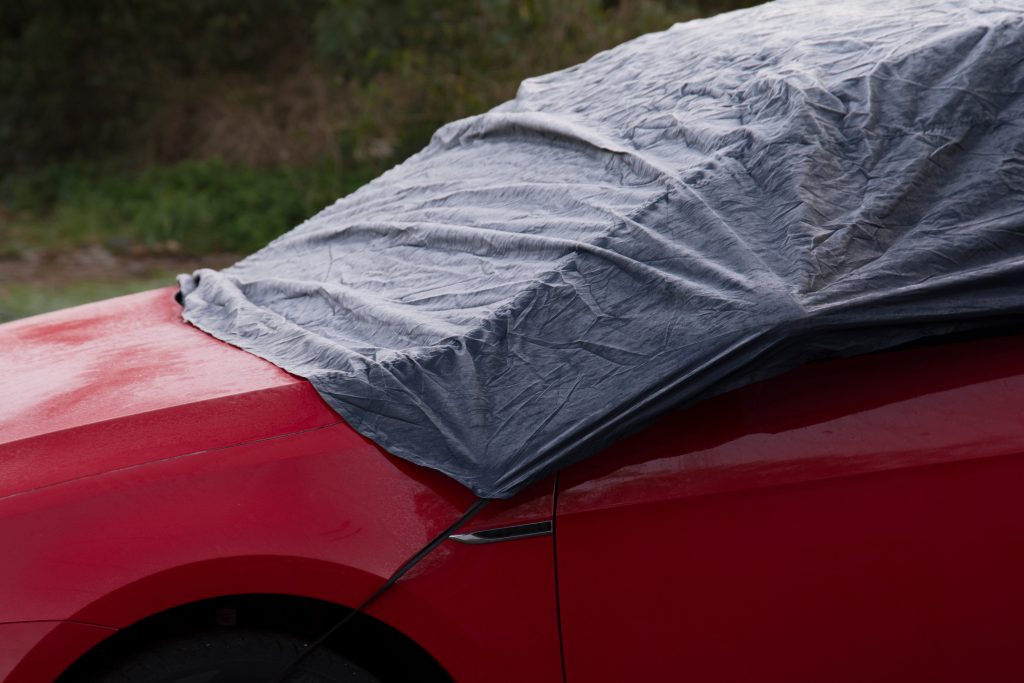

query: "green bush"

left=0, top=0, right=765, bottom=260
left=0, top=0, right=319, bottom=169
left=1, top=0, right=764, bottom=172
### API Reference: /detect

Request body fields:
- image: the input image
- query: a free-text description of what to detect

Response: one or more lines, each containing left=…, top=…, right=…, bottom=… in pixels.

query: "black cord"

left=269, top=497, right=490, bottom=683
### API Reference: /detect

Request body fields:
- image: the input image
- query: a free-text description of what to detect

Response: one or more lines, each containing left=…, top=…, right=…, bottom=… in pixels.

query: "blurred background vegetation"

left=0, top=0, right=763, bottom=320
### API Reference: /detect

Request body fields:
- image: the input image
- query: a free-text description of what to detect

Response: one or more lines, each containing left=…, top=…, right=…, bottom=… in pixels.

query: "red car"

left=2, top=287, right=1023, bottom=682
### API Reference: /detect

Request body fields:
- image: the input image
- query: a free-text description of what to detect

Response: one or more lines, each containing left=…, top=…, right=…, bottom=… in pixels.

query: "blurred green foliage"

left=0, top=0, right=318, bottom=168
left=1, top=0, right=764, bottom=256
left=0, top=273, right=179, bottom=322
left=1, top=159, right=378, bottom=255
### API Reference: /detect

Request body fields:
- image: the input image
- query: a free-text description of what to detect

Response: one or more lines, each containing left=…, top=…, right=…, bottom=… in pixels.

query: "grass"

left=0, top=273, right=179, bottom=323
left=0, top=159, right=380, bottom=321
left=0, top=159, right=381, bottom=257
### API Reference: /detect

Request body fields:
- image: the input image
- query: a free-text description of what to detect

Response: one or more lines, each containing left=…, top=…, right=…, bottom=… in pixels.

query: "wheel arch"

left=55, top=592, right=450, bottom=682
left=43, top=555, right=449, bottom=682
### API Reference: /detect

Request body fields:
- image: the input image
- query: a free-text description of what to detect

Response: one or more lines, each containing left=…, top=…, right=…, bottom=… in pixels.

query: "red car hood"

left=0, top=287, right=340, bottom=499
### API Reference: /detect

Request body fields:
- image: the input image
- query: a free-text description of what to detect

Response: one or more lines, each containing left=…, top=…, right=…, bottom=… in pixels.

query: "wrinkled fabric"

left=178, top=0, right=1024, bottom=498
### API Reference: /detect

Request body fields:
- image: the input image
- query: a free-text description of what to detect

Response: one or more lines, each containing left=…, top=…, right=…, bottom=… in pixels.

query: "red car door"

left=555, top=333, right=1024, bottom=682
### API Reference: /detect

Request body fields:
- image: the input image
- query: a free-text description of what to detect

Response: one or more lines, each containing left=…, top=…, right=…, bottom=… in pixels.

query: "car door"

left=555, top=333, right=1024, bottom=682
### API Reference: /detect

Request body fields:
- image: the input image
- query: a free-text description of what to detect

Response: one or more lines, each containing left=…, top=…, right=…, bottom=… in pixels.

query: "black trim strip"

left=269, top=498, right=490, bottom=682
left=450, top=520, right=552, bottom=544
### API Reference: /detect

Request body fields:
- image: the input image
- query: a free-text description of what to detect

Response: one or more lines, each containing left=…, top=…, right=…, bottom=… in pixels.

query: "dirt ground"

left=0, top=245, right=239, bottom=285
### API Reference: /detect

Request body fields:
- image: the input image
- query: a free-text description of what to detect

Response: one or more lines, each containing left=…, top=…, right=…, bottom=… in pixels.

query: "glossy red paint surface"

left=370, top=477, right=562, bottom=683
left=4, top=287, right=1024, bottom=683
left=0, top=288, right=319, bottom=442
left=556, top=334, right=1024, bottom=682
left=0, top=288, right=339, bottom=498
left=0, top=291, right=561, bottom=683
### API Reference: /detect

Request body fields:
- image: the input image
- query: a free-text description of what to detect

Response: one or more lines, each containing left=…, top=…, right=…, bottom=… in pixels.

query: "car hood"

left=0, top=287, right=341, bottom=500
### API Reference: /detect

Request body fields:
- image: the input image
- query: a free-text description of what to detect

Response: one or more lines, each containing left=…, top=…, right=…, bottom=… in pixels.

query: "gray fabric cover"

left=178, top=0, right=1024, bottom=499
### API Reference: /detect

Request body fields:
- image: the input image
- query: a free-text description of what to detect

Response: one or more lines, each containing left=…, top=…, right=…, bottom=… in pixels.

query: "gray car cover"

left=178, top=0, right=1024, bottom=499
